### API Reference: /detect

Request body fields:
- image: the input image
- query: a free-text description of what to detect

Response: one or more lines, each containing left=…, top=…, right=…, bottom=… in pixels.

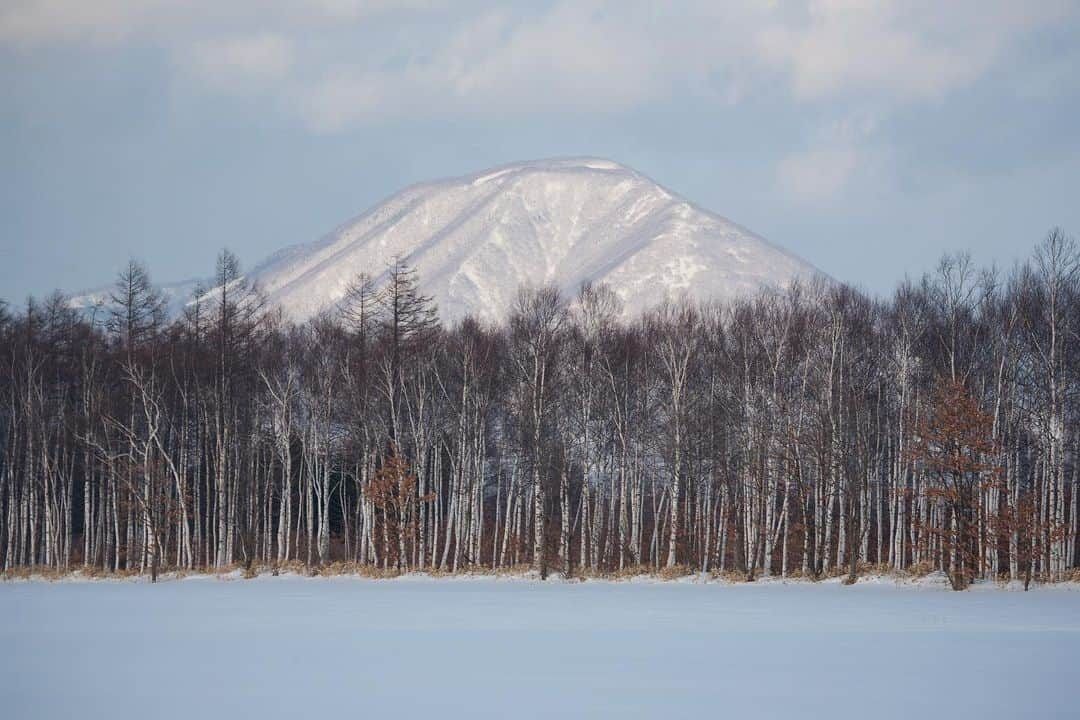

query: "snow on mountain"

left=244, top=157, right=820, bottom=323
left=72, top=158, right=822, bottom=324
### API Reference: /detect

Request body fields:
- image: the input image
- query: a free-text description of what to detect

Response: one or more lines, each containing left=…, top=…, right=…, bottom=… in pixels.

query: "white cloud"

left=309, top=0, right=448, bottom=20
left=2, top=0, right=1073, bottom=133
left=0, top=0, right=172, bottom=47
left=298, top=2, right=771, bottom=129
left=305, top=72, right=394, bottom=132
left=186, top=33, right=295, bottom=91
left=0, top=0, right=449, bottom=48
left=776, top=111, right=879, bottom=201
left=778, top=147, right=858, bottom=200
left=295, top=0, right=1073, bottom=130
left=756, top=0, right=1071, bottom=101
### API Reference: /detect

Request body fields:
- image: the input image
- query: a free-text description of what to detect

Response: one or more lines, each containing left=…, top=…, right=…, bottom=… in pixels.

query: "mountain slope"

left=244, top=157, right=819, bottom=323
left=69, top=158, right=821, bottom=323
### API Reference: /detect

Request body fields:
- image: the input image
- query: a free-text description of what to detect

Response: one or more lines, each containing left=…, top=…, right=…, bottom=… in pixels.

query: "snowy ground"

left=2, top=575, right=1078, bottom=719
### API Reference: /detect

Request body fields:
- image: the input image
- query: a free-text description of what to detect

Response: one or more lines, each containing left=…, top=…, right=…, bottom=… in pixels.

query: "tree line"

left=1, top=232, right=1077, bottom=589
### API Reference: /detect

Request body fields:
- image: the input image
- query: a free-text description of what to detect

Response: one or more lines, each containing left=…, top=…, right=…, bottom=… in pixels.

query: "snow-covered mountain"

left=73, top=158, right=821, bottom=323
left=242, top=158, right=820, bottom=323
left=69, top=278, right=204, bottom=320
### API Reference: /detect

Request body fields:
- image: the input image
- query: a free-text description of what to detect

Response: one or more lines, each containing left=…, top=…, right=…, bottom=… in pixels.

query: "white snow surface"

left=68, top=277, right=204, bottom=320
left=2, top=575, right=1077, bottom=719
left=241, top=157, right=821, bottom=323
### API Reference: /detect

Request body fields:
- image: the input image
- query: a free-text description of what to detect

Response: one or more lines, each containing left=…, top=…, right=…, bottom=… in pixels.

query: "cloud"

left=298, top=2, right=772, bottom=130
left=0, top=0, right=172, bottom=47
left=0, top=0, right=449, bottom=48
left=296, top=0, right=1074, bottom=130
left=756, top=0, right=1071, bottom=101
left=308, top=0, right=449, bottom=20
left=185, top=33, right=295, bottom=91
left=2, top=0, right=1073, bottom=133
left=778, top=147, right=858, bottom=200
left=776, top=112, right=878, bottom=201
left=301, top=5, right=665, bottom=129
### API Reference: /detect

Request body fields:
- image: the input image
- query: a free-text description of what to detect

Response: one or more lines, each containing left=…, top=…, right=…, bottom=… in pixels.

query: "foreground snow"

left=3, top=576, right=1077, bottom=719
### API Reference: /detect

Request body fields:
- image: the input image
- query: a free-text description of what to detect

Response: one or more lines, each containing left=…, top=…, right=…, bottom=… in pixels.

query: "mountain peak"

left=469, top=157, right=633, bottom=181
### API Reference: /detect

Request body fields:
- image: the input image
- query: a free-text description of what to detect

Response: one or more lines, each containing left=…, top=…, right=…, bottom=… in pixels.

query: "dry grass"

left=4, top=559, right=1079, bottom=585
left=592, top=564, right=657, bottom=581
left=859, top=563, right=894, bottom=576
left=1, top=565, right=148, bottom=582
left=904, top=561, right=936, bottom=578
left=657, top=563, right=696, bottom=580
left=709, top=568, right=751, bottom=583
left=1060, top=568, right=1080, bottom=583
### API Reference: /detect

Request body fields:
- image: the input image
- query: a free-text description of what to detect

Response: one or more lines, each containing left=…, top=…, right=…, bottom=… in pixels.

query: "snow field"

left=2, top=575, right=1077, bottom=719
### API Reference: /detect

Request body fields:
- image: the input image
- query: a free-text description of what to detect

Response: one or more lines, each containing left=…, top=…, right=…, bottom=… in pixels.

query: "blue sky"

left=2, top=0, right=1079, bottom=302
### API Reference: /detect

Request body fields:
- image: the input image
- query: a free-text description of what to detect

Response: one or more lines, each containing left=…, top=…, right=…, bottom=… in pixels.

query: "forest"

left=0, top=231, right=1077, bottom=591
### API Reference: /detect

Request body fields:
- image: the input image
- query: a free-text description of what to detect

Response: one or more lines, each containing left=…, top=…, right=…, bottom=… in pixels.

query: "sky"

left=2, top=0, right=1079, bottom=303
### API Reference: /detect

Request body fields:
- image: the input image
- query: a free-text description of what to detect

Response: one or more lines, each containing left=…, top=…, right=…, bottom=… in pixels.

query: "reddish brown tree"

left=365, top=447, right=432, bottom=572
left=910, top=378, right=1000, bottom=590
